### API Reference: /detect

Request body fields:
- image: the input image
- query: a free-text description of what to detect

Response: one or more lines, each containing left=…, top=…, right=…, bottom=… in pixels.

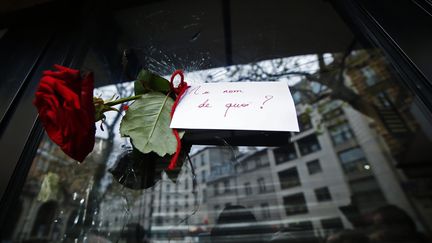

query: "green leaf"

left=120, top=92, right=177, bottom=156
left=135, top=70, right=171, bottom=95
left=134, top=80, right=146, bottom=95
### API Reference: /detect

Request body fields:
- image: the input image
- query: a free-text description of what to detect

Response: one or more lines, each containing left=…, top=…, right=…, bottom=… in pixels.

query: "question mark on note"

left=260, top=95, right=274, bottom=109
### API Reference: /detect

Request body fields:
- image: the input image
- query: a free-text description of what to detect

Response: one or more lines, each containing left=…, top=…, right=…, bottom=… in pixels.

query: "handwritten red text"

left=198, top=99, right=212, bottom=108
left=223, top=89, right=243, bottom=94
left=224, top=102, right=250, bottom=117
left=189, top=86, right=210, bottom=95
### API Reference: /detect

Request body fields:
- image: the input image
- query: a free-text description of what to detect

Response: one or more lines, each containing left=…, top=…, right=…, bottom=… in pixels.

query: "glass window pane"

left=298, top=134, right=321, bottom=156
left=4, top=1, right=432, bottom=242
left=339, top=147, right=365, bottom=163
left=307, top=159, right=322, bottom=174
left=274, top=144, right=297, bottom=164
left=315, top=187, right=332, bottom=202
left=283, top=193, right=308, bottom=216
left=329, top=122, right=354, bottom=145
left=278, top=167, right=301, bottom=189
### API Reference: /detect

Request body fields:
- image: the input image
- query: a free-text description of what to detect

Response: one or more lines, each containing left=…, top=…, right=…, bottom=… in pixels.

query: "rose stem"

left=103, top=95, right=142, bottom=106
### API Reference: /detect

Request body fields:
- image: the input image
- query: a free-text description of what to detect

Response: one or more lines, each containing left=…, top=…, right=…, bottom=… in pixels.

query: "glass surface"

left=3, top=1, right=432, bottom=243
left=0, top=29, right=7, bottom=39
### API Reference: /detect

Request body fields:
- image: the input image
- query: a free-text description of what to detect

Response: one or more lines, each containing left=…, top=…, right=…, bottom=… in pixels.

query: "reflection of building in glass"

left=344, top=50, right=432, bottom=228
left=126, top=71, right=425, bottom=241
left=114, top=51, right=431, bottom=239
left=177, top=91, right=418, bottom=239
left=9, top=137, right=109, bottom=242
left=345, top=49, right=417, bottom=158
left=234, top=150, right=280, bottom=223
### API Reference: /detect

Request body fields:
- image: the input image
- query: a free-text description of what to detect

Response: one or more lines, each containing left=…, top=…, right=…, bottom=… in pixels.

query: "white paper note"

left=170, top=81, right=299, bottom=132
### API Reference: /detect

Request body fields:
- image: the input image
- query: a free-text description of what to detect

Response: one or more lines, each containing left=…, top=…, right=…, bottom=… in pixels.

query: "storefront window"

left=2, top=1, right=432, bottom=243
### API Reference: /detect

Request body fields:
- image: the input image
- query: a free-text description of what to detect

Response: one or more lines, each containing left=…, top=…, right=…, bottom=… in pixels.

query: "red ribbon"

left=168, top=69, right=189, bottom=170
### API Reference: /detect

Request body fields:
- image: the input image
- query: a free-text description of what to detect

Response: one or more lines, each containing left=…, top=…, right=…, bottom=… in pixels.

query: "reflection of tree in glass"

left=205, top=41, right=370, bottom=116
left=201, top=43, right=419, bottom=159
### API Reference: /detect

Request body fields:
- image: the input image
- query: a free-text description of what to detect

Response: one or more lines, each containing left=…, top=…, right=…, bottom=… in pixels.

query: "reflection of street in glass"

left=326, top=230, right=369, bottom=243
left=210, top=205, right=271, bottom=243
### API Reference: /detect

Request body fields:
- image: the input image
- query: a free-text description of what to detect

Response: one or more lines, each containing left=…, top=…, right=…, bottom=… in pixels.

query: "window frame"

left=278, top=167, right=301, bottom=189
left=314, top=187, right=332, bottom=202
left=328, top=121, right=355, bottom=146
left=274, top=144, right=298, bottom=164
left=244, top=182, right=253, bottom=196
left=306, top=159, right=322, bottom=175
left=257, top=177, right=266, bottom=193
left=283, top=193, right=308, bottom=216
left=338, top=147, right=370, bottom=174
left=297, top=134, right=322, bottom=156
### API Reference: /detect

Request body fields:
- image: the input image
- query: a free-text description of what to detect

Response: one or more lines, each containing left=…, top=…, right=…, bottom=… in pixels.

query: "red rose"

left=33, top=64, right=96, bottom=162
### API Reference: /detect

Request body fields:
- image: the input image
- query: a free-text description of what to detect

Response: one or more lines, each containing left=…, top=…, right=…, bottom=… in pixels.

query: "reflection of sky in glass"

left=185, top=54, right=329, bottom=86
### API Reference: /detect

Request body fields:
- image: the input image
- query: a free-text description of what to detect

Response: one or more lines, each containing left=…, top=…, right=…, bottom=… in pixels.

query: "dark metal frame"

left=331, top=0, right=432, bottom=117
left=0, top=1, right=89, bottom=229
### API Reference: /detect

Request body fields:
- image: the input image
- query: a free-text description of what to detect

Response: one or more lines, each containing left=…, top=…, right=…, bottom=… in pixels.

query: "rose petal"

left=33, top=65, right=96, bottom=162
